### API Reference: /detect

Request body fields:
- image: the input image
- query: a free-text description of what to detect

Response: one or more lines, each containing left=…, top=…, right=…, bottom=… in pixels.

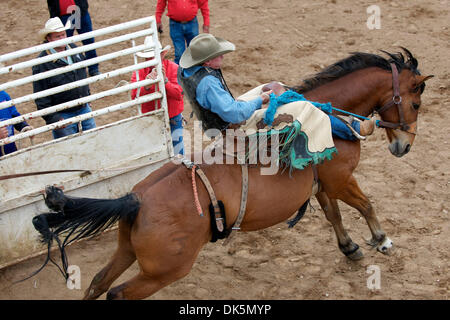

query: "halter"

left=375, top=63, right=417, bottom=135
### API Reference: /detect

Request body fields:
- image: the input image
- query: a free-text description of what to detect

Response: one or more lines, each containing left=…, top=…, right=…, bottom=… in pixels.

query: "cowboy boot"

left=359, top=118, right=375, bottom=136
left=335, top=115, right=375, bottom=140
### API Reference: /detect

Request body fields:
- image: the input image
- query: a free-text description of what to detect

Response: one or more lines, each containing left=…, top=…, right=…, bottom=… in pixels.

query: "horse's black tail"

left=286, top=199, right=310, bottom=228
left=26, top=186, right=140, bottom=281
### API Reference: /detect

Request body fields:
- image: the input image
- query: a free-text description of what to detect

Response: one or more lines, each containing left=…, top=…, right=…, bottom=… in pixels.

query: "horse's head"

left=376, top=48, right=433, bottom=157
left=293, top=48, right=433, bottom=157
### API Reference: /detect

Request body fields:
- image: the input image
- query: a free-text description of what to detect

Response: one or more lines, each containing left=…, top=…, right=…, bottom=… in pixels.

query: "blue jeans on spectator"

left=170, top=113, right=184, bottom=155
left=60, top=11, right=99, bottom=75
left=328, top=115, right=359, bottom=141
left=52, top=104, right=96, bottom=139
left=169, top=17, right=199, bottom=65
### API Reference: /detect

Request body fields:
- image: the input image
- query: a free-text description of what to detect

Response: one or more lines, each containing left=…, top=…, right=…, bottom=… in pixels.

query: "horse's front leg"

left=339, top=175, right=393, bottom=254
left=315, top=192, right=363, bottom=260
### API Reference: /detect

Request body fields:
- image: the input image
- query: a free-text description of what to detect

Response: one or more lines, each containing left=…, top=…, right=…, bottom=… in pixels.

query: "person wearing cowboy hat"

left=46, top=0, right=100, bottom=77
left=32, top=17, right=96, bottom=139
left=178, top=33, right=374, bottom=140
left=131, top=37, right=185, bottom=155
left=177, top=33, right=271, bottom=136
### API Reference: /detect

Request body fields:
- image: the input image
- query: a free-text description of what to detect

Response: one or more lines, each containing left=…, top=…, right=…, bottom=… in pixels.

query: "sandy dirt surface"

left=0, top=0, right=448, bottom=300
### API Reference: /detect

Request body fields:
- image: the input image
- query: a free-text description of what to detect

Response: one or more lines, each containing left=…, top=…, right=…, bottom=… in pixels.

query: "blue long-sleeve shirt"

left=0, top=90, right=28, bottom=156
left=183, top=66, right=263, bottom=124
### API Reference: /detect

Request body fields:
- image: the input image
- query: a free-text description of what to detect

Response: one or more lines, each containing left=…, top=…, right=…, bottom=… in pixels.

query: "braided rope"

left=191, top=165, right=203, bottom=216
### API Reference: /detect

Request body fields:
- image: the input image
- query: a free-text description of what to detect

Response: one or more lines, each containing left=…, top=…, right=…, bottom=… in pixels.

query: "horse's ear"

left=414, top=75, right=434, bottom=94
left=416, top=75, right=434, bottom=86
left=400, top=47, right=418, bottom=69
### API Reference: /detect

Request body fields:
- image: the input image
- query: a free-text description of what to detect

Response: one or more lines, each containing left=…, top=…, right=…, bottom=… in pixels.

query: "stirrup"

left=335, top=115, right=366, bottom=141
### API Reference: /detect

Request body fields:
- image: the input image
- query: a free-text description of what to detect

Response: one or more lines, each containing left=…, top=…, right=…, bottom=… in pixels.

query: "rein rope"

left=265, top=89, right=383, bottom=130
left=191, top=165, right=204, bottom=217
left=182, top=159, right=225, bottom=233
left=0, top=162, right=153, bottom=182
left=330, top=107, right=370, bottom=121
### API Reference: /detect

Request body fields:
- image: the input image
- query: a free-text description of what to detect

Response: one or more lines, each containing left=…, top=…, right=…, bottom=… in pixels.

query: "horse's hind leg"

left=106, top=267, right=190, bottom=300
left=339, top=176, right=393, bottom=254
left=105, top=249, right=199, bottom=300
left=105, top=219, right=207, bottom=300
left=316, top=192, right=364, bottom=260
left=83, top=220, right=136, bottom=300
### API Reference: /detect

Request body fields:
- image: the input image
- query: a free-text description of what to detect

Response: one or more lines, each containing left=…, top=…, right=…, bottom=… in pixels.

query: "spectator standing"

left=33, top=17, right=96, bottom=139
left=155, top=0, right=210, bottom=65
left=47, top=0, right=100, bottom=76
left=131, top=37, right=185, bottom=155
left=0, top=91, right=33, bottom=156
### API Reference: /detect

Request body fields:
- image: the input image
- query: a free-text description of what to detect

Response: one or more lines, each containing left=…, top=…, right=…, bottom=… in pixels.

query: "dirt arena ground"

left=0, top=0, right=448, bottom=300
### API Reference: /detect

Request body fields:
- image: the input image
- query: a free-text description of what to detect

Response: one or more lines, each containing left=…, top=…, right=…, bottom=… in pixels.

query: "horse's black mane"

left=293, top=47, right=422, bottom=94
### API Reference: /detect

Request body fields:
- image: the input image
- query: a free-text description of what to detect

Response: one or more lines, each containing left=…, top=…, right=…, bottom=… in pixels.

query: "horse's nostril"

left=405, top=144, right=411, bottom=153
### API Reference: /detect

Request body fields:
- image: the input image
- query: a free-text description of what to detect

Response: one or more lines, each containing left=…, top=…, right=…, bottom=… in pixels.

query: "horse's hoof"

left=377, top=237, right=393, bottom=255
left=365, top=237, right=379, bottom=247
left=339, top=243, right=364, bottom=261
left=346, top=248, right=364, bottom=261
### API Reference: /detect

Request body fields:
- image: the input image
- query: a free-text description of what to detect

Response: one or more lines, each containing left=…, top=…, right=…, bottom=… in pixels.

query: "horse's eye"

left=412, top=102, right=420, bottom=110
left=412, top=83, right=425, bottom=94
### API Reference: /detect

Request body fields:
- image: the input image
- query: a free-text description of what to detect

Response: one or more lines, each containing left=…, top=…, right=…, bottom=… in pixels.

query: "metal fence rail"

left=0, top=28, right=153, bottom=76
left=0, top=15, right=174, bottom=271
left=0, top=15, right=170, bottom=150
left=0, top=16, right=155, bottom=63
left=0, top=61, right=159, bottom=125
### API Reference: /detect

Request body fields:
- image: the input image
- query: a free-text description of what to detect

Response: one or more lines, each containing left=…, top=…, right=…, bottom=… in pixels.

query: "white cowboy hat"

left=136, top=36, right=171, bottom=59
left=179, top=33, right=235, bottom=69
left=38, top=17, right=70, bottom=41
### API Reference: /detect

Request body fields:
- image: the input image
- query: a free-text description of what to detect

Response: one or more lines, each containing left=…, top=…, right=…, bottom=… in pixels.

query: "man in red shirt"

left=131, top=37, right=185, bottom=155
left=155, top=0, right=210, bottom=65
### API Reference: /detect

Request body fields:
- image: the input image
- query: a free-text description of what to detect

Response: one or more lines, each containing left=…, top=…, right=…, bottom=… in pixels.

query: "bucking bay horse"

left=31, top=48, right=432, bottom=299
left=290, top=47, right=433, bottom=259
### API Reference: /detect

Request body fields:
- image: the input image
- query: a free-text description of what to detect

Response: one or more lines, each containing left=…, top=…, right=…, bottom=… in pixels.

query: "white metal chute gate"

left=0, top=16, right=173, bottom=269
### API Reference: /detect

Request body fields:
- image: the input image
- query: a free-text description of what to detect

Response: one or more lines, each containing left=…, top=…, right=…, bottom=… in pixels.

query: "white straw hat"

left=38, top=17, right=70, bottom=41
left=179, top=33, right=235, bottom=68
left=136, top=36, right=171, bottom=59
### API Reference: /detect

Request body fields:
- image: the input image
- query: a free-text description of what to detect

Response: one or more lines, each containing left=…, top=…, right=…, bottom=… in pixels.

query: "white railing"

left=0, top=16, right=170, bottom=150
left=0, top=61, right=159, bottom=126
left=0, top=16, right=175, bottom=270
left=0, top=16, right=156, bottom=63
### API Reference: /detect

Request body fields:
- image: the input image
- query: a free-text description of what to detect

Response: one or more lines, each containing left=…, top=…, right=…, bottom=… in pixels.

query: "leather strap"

left=376, top=63, right=414, bottom=133
left=194, top=167, right=224, bottom=232
left=181, top=159, right=224, bottom=232
left=390, top=63, right=408, bottom=131
left=223, top=164, right=249, bottom=245
left=377, top=63, right=401, bottom=115
left=391, top=63, right=400, bottom=98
